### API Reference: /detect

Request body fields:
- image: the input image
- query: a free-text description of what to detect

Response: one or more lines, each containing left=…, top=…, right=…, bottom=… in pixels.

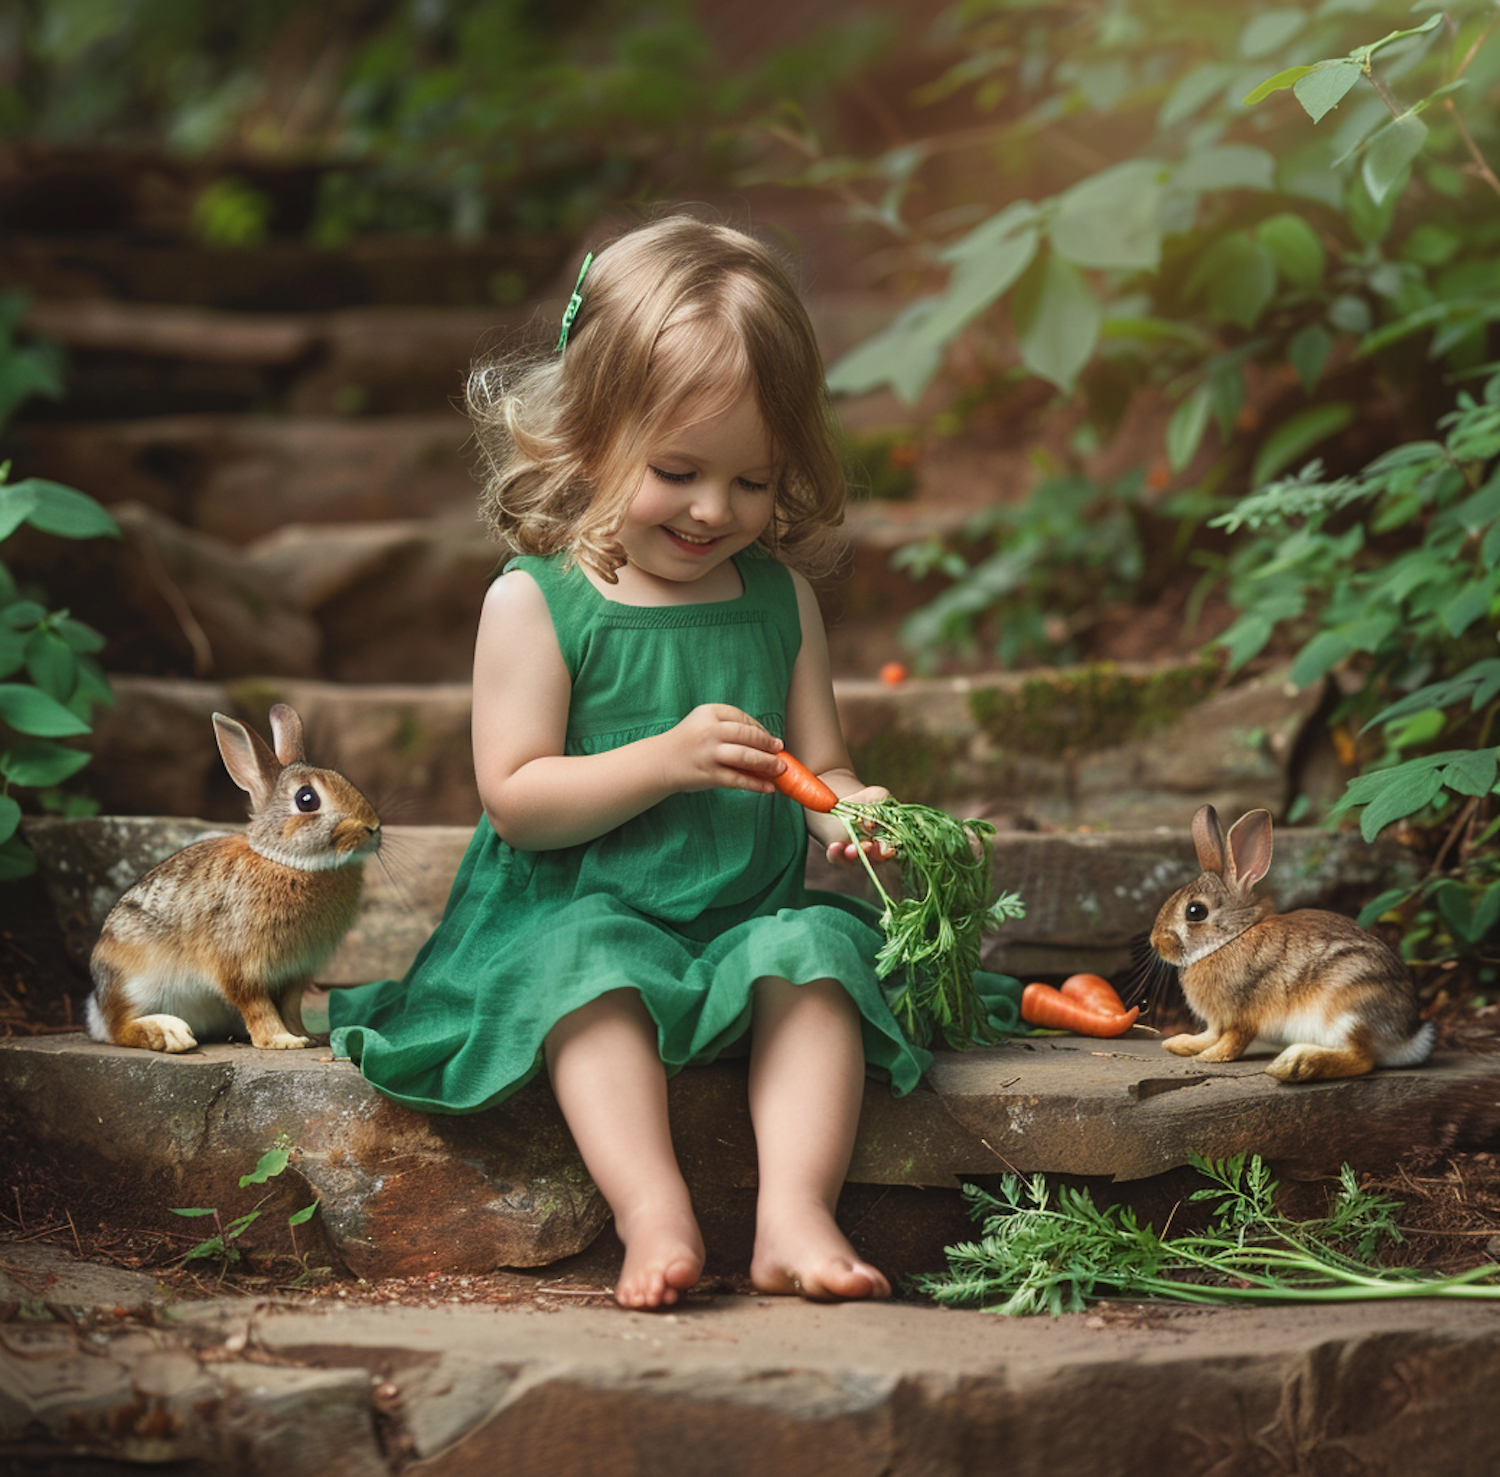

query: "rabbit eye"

left=295, top=785, right=321, bottom=813
left=1185, top=900, right=1209, bottom=922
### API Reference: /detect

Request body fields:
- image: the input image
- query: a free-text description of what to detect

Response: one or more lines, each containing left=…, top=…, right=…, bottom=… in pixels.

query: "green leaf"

left=1256, top=213, right=1325, bottom=289
left=0, top=740, right=91, bottom=788
left=1188, top=233, right=1276, bottom=330
left=1361, top=114, right=1428, bottom=205
left=0, top=794, right=20, bottom=846
left=1356, top=886, right=1413, bottom=929
left=1012, top=251, right=1101, bottom=393
left=1250, top=403, right=1357, bottom=487
left=1292, top=59, right=1363, bottom=123
left=1173, top=146, right=1276, bottom=195
left=1355, top=759, right=1445, bottom=840
left=1216, top=612, right=1276, bottom=671
left=288, top=1201, right=321, bottom=1228
left=171, top=1207, right=218, bottom=1218
left=1440, top=748, right=1498, bottom=799
left=24, top=628, right=78, bottom=704
left=1440, top=581, right=1494, bottom=639
left=0, top=480, right=119, bottom=540
left=240, top=1146, right=291, bottom=1187
left=1050, top=160, right=1165, bottom=270
left=1167, top=384, right=1213, bottom=472
left=1243, top=64, right=1318, bottom=106
left=1287, top=323, right=1333, bottom=388
left=0, top=833, right=36, bottom=879
left=0, top=484, right=38, bottom=542
left=0, top=683, right=91, bottom=736
left=826, top=297, right=946, bottom=406
left=1289, top=628, right=1353, bottom=687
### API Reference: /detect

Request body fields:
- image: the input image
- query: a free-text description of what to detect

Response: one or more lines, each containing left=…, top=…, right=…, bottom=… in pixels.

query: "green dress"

left=329, top=548, right=937, bottom=1110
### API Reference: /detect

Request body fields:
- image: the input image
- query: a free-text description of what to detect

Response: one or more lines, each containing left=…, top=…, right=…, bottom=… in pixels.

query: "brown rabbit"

left=1149, top=804, right=1433, bottom=1082
left=87, top=704, right=382, bottom=1052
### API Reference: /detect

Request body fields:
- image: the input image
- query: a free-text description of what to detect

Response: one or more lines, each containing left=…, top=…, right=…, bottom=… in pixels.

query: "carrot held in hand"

left=1021, top=982, right=1138, bottom=1037
left=774, top=751, right=839, bottom=812
left=1060, top=972, right=1127, bottom=1015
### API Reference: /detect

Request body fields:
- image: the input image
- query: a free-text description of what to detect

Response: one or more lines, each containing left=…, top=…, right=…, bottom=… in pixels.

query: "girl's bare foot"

left=613, top=1206, right=706, bottom=1310
left=750, top=1202, right=891, bottom=1301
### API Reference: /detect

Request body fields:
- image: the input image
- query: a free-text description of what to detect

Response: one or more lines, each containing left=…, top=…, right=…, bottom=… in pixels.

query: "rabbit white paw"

left=136, top=1015, right=199, bottom=1053
left=256, top=1032, right=313, bottom=1050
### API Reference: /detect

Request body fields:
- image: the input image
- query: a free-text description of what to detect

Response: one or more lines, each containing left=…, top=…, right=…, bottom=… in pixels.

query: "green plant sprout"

left=835, top=798, right=1025, bottom=1050
left=171, top=1141, right=322, bottom=1280
left=916, top=1151, right=1500, bottom=1317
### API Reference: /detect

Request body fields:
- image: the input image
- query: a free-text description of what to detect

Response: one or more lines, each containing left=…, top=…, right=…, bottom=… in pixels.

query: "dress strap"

left=501, top=553, right=594, bottom=675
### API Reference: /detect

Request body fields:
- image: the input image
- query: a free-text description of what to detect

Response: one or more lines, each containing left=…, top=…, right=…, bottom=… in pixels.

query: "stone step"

left=9, top=1240, right=1500, bottom=1477
left=25, top=812, right=1420, bottom=984
left=70, top=658, right=1343, bottom=833
left=3, top=1031, right=1493, bottom=1289
left=8, top=412, right=476, bottom=543
left=15, top=289, right=908, bottom=417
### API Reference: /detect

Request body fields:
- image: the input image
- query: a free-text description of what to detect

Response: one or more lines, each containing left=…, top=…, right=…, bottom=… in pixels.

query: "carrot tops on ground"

left=917, top=1152, right=1500, bottom=1317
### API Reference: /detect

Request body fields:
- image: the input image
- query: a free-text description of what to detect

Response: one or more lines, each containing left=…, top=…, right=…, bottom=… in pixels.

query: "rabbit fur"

left=1149, top=804, right=1434, bottom=1082
left=87, top=704, right=381, bottom=1052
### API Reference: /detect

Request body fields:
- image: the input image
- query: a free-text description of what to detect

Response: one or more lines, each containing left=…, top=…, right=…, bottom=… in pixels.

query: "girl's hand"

left=663, top=704, right=783, bottom=794
left=818, top=784, right=897, bottom=866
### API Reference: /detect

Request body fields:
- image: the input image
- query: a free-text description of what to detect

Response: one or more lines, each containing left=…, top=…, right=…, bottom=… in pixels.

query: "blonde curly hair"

left=466, top=215, right=848, bottom=581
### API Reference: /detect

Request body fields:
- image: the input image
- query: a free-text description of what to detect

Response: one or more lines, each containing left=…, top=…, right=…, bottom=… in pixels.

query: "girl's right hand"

left=663, top=704, right=784, bottom=794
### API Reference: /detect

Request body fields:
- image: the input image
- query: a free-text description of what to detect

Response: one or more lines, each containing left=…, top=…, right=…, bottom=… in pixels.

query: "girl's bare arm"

left=472, top=572, right=784, bottom=851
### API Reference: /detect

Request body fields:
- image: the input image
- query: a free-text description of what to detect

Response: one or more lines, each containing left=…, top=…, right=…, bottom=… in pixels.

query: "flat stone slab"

left=6, top=1242, right=1500, bottom=1476
left=3, top=1034, right=1496, bottom=1289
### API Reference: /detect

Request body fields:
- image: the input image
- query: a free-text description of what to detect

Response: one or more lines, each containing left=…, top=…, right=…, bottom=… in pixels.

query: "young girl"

left=331, top=215, right=933, bottom=1309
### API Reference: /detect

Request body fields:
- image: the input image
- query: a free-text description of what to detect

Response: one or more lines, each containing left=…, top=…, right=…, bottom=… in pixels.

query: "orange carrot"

left=1021, top=982, right=1138, bottom=1037
left=774, top=751, right=839, bottom=812
left=1060, top=972, right=1127, bottom=1016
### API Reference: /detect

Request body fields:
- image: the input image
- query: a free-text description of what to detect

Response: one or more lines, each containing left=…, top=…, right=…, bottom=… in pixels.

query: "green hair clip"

left=556, top=251, right=594, bottom=353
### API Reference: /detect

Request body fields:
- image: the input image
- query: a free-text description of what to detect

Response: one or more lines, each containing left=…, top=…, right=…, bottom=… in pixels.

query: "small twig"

left=65, top=1208, right=83, bottom=1259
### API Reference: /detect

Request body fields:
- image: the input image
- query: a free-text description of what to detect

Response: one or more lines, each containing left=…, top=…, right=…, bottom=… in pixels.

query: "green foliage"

left=5, top=0, right=889, bottom=240
left=915, top=1151, right=1500, bottom=1316
left=0, top=300, right=116, bottom=881
left=171, top=1139, right=323, bottom=1277
left=889, top=469, right=1172, bottom=669
left=786, top=0, right=1499, bottom=480
left=1213, top=367, right=1500, bottom=975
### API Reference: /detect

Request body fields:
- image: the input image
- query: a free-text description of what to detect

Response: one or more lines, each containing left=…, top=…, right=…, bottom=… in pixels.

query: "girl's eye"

left=649, top=466, right=694, bottom=484
left=737, top=478, right=771, bottom=493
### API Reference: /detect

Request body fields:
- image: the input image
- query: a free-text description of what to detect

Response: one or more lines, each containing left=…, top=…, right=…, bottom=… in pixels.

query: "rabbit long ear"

left=213, top=713, right=281, bottom=809
left=268, top=704, right=306, bottom=766
left=1225, top=809, right=1274, bottom=892
left=1191, top=804, right=1226, bottom=873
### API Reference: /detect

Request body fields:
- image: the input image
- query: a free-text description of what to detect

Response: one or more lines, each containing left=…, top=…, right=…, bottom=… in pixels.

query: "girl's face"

left=615, top=387, right=776, bottom=590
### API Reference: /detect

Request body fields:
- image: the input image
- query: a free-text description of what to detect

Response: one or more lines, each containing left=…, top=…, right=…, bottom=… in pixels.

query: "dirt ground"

left=5, top=870, right=1500, bottom=1316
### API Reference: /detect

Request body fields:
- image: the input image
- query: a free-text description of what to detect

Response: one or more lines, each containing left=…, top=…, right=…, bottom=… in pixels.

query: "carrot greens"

left=916, top=1153, right=1500, bottom=1316
left=834, top=799, right=1024, bottom=1050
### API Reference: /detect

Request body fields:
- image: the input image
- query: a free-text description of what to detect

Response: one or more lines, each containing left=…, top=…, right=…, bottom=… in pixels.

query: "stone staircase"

left=7, top=188, right=1500, bottom=1477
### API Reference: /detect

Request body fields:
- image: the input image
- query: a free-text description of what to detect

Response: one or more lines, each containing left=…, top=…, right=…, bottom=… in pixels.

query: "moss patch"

left=969, top=657, right=1221, bottom=757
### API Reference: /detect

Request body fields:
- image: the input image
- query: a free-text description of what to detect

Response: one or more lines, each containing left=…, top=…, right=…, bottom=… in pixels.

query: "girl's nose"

left=690, top=483, right=733, bottom=526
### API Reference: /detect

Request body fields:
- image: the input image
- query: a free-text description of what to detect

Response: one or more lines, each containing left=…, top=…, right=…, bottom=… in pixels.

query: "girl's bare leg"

left=747, top=977, right=890, bottom=1301
left=545, top=989, right=704, bottom=1309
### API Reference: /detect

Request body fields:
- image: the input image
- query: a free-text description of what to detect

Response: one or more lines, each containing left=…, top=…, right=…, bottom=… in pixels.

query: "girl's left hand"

left=821, top=785, right=895, bottom=866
